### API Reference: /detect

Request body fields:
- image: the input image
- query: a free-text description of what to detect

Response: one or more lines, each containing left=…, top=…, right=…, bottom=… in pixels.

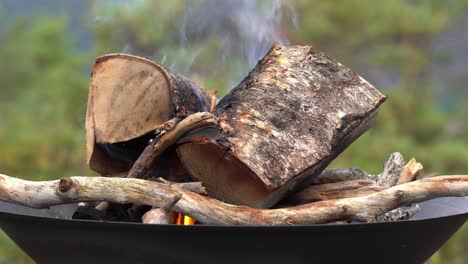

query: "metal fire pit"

left=0, top=197, right=467, bottom=264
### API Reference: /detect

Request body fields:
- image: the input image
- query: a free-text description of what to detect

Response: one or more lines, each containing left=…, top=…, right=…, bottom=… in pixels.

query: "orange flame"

left=176, top=213, right=196, bottom=225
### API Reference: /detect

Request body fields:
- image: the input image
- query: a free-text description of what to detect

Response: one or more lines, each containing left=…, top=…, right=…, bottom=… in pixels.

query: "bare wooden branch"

left=95, top=178, right=206, bottom=213
left=142, top=209, right=171, bottom=224
left=396, top=158, right=424, bottom=185
left=0, top=173, right=466, bottom=225
left=127, top=112, right=218, bottom=179
left=151, top=178, right=207, bottom=195
left=314, top=152, right=405, bottom=187
left=209, top=90, right=218, bottom=112
left=314, top=168, right=374, bottom=184
left=326, top=204, right=421, bottom=224
left=142, top=193, right=181, bottom=224
left=288, top=180, right=385, bottom=204
left=416, top=172, right=441, bottom=181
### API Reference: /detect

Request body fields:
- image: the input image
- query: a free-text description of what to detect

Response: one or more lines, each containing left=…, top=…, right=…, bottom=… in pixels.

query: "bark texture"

left=178, top=44, right=387, bottom=208
left=375, top=204, right=421, bottom=222
left=0, top=173, right=466, bottom=225
left=314, top=152, right=405, bottom=186
left=86, top=54, right=212, bottom=175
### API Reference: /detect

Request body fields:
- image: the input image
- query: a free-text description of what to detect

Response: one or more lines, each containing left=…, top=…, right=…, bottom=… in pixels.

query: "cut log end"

left=86, top=54, right=213, bottom=175
left=177, top=142, right=272, bottom=208
left=90, top=54, right=173, bottom=144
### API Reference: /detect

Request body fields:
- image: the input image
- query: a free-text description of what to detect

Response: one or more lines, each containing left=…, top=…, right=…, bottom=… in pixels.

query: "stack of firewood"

left=0, top=45, right=466, bottom=225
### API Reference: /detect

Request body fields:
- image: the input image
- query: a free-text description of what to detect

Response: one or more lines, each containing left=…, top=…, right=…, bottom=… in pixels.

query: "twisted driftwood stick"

left=293, top=154, right=422, bottom=204
left=127, top=112, right=218, bottom=179
left=96, top=112, right=215, bottom=215
left=0, top=173, right=466, bottom=225
left=142, top=193, right=181, bottom=224
left=287, top=179, right=386, bottom=204
left=298, top=154, right=423, bottom=221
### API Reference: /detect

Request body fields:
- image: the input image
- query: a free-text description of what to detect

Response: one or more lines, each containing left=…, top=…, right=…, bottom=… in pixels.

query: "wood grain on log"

left=177, top=44, right=387, bottom=208
left=86, top=54, right=212, bottom=175
left=0, top=173, right=466, bottom=225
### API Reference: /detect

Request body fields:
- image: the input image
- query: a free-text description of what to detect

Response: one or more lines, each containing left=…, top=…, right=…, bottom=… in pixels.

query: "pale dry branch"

left=0, top=173, right=466, bottom=225
left=315, top=152, right=405, bottom=187
left=142, top=193, right=181, bottom=224
left=288, top=179, right=385, bottom=204
left=127, top=112, right=218, bottom=179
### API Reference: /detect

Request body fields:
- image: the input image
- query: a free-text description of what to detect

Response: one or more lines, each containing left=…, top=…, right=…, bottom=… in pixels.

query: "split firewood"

left=314, top=152, right=405, bottom=186
left=177, top=44, right=387, bottom=208
left=0, top=173, right=466, bottom=225
left=396, top=158, right=424, bottom=185
left=86, top=54, right=214, bottom=176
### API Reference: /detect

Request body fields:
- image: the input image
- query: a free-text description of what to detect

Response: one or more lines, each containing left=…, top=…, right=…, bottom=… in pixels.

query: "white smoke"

left=93, top=0, right=298, bottom=91
left=169, top=0, right=297, bottom=88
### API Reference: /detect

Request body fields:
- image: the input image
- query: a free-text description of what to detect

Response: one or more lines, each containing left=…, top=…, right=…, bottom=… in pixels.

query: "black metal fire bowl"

left=0, top=197, right=467, bottom=264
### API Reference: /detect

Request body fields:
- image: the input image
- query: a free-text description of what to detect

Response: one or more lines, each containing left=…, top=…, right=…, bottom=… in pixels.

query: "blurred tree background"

left=0, top=0, right=467, bottom=263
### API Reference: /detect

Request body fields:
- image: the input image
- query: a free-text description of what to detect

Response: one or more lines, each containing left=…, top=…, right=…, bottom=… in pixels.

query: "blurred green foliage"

left=0, top=1, right=467, bottom=263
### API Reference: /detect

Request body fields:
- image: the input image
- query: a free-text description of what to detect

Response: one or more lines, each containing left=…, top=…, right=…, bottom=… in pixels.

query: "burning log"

left=177, top=44, right=387, bottom=208
left=86, top=54, right=214, bottom=176
left=0, top=173, right=466, bottom=225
